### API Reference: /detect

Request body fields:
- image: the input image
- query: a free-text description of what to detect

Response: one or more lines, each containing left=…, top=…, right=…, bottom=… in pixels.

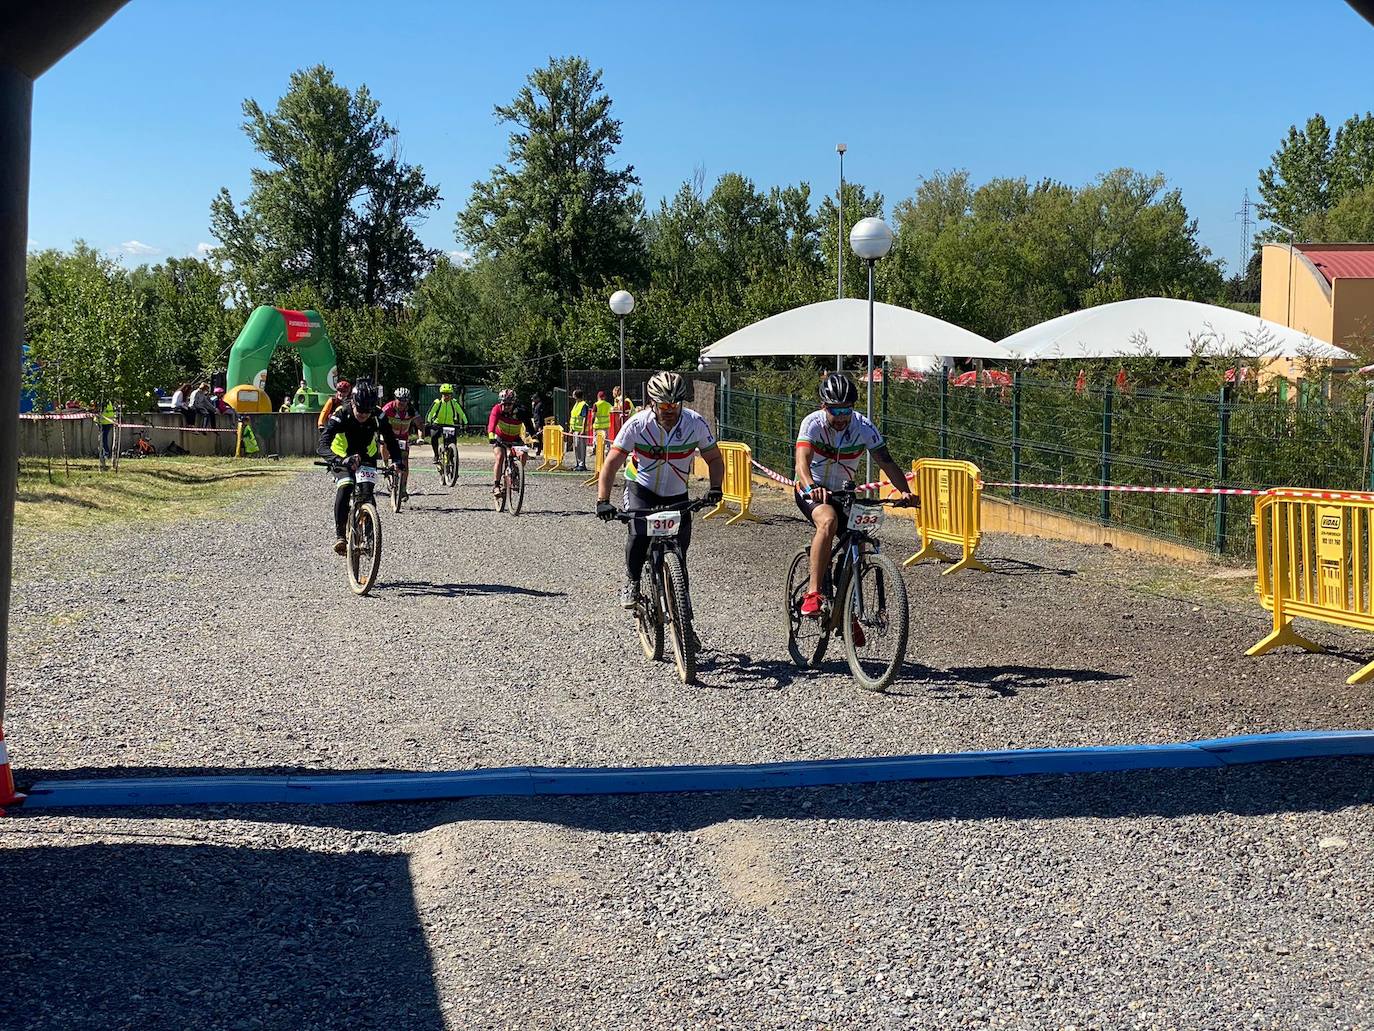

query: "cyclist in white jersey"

left=597, top=372, right=724, bottom=610
left=794, top=372, right=916, bottom=617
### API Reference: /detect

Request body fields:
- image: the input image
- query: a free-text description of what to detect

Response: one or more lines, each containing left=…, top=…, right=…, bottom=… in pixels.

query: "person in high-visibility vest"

left=568, top=389, right=591, bottom=471
left=96, top=400, right=116, bottom=459
left=593, top=390, right=613, bottom=442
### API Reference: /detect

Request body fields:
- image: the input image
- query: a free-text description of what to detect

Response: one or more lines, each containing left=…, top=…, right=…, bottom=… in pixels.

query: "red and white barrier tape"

left=749, top=457, right=893, bottom=494
left=117, top=422, right=236, bottom=434
left=20, top=411, right=90, bottom=421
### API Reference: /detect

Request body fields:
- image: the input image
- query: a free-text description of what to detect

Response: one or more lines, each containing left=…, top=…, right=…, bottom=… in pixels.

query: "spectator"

left=318, top=379, right=352, bottom=429
left=96, top=399, right=116, bottom=459
left=293, top=379, right=308, bottom=408
left=568, top=389, right=590, bottom=471
left=530, top=393, right=548, bottom=455
left=189, top=382, right=210, bottom=427
left=170, top=382, right=188, bottom=424
left=278, top=394, right=293, bottom=413
left=213, top=386, right=230, bottom=414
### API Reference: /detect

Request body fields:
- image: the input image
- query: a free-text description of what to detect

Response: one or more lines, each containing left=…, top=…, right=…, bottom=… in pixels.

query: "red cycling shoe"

left=849, top=619, right=866, bottom=648
left=800, top=591, right=826, bottom=617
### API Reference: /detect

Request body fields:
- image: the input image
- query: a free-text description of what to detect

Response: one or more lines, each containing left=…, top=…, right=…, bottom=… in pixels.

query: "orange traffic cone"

left=0, top=724, right=24, bottom=813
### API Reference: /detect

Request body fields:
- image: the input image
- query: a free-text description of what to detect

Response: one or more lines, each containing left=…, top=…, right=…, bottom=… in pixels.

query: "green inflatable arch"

left=224, top=306, right=338, bottom=413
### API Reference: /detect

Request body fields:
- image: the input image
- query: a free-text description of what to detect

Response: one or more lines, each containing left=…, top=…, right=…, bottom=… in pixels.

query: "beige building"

left=1261, top=243, right=1374, bottom=365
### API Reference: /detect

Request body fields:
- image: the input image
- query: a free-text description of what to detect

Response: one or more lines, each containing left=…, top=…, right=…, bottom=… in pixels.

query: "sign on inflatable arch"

left=223, top=306, right=339, bottom=414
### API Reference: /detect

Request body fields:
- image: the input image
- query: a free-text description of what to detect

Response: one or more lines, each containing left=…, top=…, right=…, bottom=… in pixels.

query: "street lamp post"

left=836, top=143, right=846, bottom=373
left=849, top=216, right=893, bottom=480
left=609, top=289, right=635, bottom=409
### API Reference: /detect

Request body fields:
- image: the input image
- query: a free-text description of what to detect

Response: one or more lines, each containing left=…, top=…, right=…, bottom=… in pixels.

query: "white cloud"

left=195, top=241, right=214, bottom=257
left=119, top=240, right=160, bottom=256
left=447, top=249, right=474, bottom=266
left=26, top=238, right=37, bottom=249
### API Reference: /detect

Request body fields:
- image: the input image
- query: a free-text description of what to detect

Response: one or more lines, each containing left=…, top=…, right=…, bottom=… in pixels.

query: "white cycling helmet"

left=394, top=387, right=411, bottom=401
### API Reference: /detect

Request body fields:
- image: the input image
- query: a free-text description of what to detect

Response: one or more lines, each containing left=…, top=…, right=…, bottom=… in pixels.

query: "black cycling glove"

left=704, top=488, right=724, bottom=505
left=596, top=500, right=617, bottom=521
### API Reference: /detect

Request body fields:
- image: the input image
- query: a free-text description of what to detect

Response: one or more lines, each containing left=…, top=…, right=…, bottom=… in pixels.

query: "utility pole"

left=1235, top=189, right=1254, bottom=281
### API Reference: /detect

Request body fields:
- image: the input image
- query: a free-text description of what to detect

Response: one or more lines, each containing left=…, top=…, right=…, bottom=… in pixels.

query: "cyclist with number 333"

left=794, top=373, right=916, bottom=617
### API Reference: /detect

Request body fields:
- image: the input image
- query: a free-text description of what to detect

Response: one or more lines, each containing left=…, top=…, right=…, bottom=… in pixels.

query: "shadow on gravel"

left=19, top=757, right=1374, bottom=837
left=978, top=557, right=1078, bottom=578
left=892, top=664, right=1128, bottom=699
left=5, top=842, right=445, bottom=1030
left=694, top=651, right=811, bottom=689
left=381, top=581, right=566, bottom=599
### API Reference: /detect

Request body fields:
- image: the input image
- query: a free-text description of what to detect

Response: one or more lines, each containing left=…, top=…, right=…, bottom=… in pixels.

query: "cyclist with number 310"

left=794, top=373, right=915, bottom=617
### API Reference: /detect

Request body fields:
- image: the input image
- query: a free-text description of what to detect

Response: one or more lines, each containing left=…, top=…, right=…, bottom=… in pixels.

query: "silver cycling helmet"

left=394, top=387, right=410, bottom=401
left=646, top=371, right=687, bottom=404
left=819, top=372, right=858, bottom=407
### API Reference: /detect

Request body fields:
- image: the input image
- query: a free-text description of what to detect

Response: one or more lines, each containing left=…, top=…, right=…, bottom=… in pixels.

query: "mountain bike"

left=785, top=484, right=916, bottom=692
left=437, top=425, right=460, bottom=486
left=608, top=496, right=712, bottom=684
left=492, top=440, right=528, bottom=515
left=382, top=438, right=409, bottom=513
left=316, top=458, right=383, bottom=596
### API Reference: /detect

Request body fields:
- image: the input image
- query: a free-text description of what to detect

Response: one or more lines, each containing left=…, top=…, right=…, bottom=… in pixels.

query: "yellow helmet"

left=440, top=383, right=454, bottom=394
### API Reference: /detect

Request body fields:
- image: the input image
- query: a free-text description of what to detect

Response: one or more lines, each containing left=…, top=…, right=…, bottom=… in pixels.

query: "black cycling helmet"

left=646, top=371, right=687, bottom=404
left=819, top=372, right=858, bottom=407
left=352, top=382, right=380, bottom=412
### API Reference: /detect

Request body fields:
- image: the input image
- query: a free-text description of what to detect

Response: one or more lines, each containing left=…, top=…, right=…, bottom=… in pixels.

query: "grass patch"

left=15, top=456, right=307, bottom=539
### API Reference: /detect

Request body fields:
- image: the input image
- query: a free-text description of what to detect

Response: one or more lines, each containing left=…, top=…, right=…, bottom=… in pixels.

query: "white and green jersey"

left=796, top=409, right=884, bottom=491
left=610, top=408, right=717, bottom=496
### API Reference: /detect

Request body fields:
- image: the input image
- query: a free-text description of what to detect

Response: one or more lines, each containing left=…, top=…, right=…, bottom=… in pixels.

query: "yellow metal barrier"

left=702, top=441, right=760, bottom=525
left=538, top=424, right=564, bottom=471
left=582, top=431, right=606, bottom=487
left=1248, top=488, right=1374, bottom=683
left=896, top=458, right=987, bottom=575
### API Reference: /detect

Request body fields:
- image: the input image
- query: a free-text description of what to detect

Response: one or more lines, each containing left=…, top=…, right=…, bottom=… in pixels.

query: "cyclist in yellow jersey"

left=426, top=383, right=468, bottom=467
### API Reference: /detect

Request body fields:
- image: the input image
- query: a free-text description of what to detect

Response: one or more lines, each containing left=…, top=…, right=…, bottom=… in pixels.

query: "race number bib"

left=847, top=506, right=884, bottom=532
left=443, top=427, right=456, bottom=439
left=645, top=511, right=681, bottom=537
left=356, top=466, right=378, bottom=485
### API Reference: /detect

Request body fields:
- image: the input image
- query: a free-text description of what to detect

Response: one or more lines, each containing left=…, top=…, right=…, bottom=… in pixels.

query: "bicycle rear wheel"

left=509, top=455, right=526, bottom=515
left=389, top=469, right=403, bottom=513
left=842, top=551, right=908, bottom=692
left=661, top=550, right=696, bottom=684
left=785, top=547, right=829, bottom=669
left=347, top=500, right=383, bottom=596
left=636, top=578, right=664, bottom=661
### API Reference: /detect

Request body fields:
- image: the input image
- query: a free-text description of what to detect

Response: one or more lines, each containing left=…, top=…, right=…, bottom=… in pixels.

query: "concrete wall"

left=1332, top=277, right=1374, bottom=353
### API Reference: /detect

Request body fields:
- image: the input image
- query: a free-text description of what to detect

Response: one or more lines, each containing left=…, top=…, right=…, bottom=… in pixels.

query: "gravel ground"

left=5, top=762, right=1373, bottom=1029
left=5, top=458, right=1374, bottom=1029
left=7, top=456, right=1374, bottom=777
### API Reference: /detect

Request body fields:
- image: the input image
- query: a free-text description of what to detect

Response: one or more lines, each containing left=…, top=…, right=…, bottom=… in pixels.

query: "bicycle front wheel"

left=842, top=551, right=908, bottom=692
left=785, top=547, right=828, bottom=669
left=637, top=576, right=664, bottom=661
left=661, top=550, right=696, bottom=684
left=389, top=470, right=403, bottom=513
left=347, top=501, right=383, bottom=596
left=509, top=456, right=526, bottom=515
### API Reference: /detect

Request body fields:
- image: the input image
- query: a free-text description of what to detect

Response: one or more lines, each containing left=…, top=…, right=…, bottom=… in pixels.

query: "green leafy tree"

left=130, top=256, right=238, bottom=380
left=817, top=182, right=885, bottom=299
left=210, top=65, right=441, bottom=308
left=1258, top=115, right=1333, bottom=240
left=457, top=56, right=645, bottom=304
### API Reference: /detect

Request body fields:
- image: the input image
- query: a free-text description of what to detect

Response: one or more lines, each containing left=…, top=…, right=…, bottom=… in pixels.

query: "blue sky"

left=27, top=0, right=1374, bottom=274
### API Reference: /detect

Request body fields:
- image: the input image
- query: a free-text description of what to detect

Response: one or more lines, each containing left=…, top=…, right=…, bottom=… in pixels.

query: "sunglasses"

left=655, top=402, right=682, bottom=411
left=826, top=406, right=853, bottom=416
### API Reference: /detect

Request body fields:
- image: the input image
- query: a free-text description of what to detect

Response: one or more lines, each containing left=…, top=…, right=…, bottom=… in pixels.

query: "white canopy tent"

left=999, top=297, right=1355, bottom=361
left=700, top=298, right=1011, bottom=367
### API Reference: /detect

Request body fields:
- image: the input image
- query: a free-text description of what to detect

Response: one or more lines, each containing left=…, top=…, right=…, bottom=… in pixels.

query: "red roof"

left=1297, top=245, right=1374, bottom=283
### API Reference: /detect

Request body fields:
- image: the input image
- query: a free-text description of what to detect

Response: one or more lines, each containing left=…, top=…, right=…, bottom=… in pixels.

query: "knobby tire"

left=662, top=550, right=696, bottom=684
left=842, top=551, right=908, bottom=692
left=347, top=500, right=382, bottom=596
left=785, top=547, right=829, bottom=669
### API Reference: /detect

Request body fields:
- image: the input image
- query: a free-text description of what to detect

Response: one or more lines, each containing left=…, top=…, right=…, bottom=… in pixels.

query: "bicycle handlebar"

left=607, top=496, right=714, bottom=522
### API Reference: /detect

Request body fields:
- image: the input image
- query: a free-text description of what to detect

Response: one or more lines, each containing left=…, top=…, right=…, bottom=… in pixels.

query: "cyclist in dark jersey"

left=317, top=382, right=402, bottom=554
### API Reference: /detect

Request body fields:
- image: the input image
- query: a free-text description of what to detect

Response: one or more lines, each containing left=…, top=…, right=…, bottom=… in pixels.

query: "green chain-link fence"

left=719, top=374, right=1374, bottom=558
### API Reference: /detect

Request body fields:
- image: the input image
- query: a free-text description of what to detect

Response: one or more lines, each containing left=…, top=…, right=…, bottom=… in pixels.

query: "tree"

left=1327, top=182, right=1374, bottom=241
left=457, top=56, right=645, bottom=304
left=210, top=65, right=440, bottom=309
left=130, top=256, right=237, bottom=379
left=817, top=182, right=885, bottom=300
left=1257, top=112, right=1374, bottom=240
left=1258, top=115, right=1333, bottom=240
